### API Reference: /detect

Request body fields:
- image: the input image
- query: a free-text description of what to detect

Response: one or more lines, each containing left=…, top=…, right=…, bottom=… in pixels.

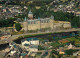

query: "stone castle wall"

left=21, top=18, right=71, bottom=31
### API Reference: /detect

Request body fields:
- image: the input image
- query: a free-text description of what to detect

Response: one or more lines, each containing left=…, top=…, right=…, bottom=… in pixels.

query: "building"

left=20, top=10, right=71, bottom=32
left=21, top=38, right=39, bottom=52
left=58, top=39, right=69, bottom=44
left=21, top=38, right=39, bottom=45
left=58, top=47, right=65, bottom=54
left=68, top=43, right=75, bottom=49
left=0, top=35, right=11, bottom=40
left=28, top=10, right=33, bottom=19
left=75, top=12, right=80, bottom=16
left=73, top=51, right=80, bottom=56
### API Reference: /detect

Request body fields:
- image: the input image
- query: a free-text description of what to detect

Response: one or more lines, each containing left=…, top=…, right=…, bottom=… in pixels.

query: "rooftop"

left=30, top=45, right=38, bottom=48
left=25, top=38, right=38, bottom=41
left=29, top=10, right=32, bottom=14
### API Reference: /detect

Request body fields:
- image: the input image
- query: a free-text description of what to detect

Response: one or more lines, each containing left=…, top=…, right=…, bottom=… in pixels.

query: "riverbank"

left=0, top=29, right=79, bottom=51
left=0, top=28, right=80, bottom=45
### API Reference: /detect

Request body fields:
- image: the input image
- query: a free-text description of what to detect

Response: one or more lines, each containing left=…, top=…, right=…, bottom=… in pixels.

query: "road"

left=45, top=50, right=52, bottom=58
left=0, top=28, right=80, bottom=44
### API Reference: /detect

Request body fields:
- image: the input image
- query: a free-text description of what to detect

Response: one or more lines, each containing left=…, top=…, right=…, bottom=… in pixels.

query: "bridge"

left=0, top=28, right=80, bottom=45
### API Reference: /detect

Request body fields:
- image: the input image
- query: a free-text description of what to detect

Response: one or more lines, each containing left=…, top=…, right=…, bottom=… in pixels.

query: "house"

left=58, top=39, right=69, bottom=44
left=10, top=50, right=16, bottom=56
left=68, top=43, right=75, bottom=49
left=21, top=38, right=39, bottom=52
left=73, top=51, right=80, bottom=56
left=0, top=35, right=11, bottom=40
left=75, top=12, right=80, bottom=16
left=0, top=5, right=2, bottom=8
left=9, top=42, right=16, bottom=49
left=43, top=40, right=49, bottom=44
left=29, top=45, right=38, bottom=52
left=20, top=53, right=28, bottom=58
left=21, top=38, right=39, bottom=45
left=58, top=47, right=65, bottom=54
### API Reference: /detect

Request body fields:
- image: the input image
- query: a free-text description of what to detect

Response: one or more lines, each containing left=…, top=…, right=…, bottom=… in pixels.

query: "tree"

left=65, top=49, right=73, bottom=55
left=15, top=23, right=22, bottom=32
left=0, top=18, right=16, bottom=27
left=38, top=45, right=45, bottom=50
left=47, top=35, right=53, bottom=42
left=58, top=54, right=63, bottom=58
left=52, top=54, right=55, bottom=58
left=51, top=50, right=58, bottom=55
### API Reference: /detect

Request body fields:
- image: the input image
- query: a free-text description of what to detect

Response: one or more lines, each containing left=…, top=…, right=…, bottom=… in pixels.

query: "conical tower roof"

left=29, top=10, right=32, bottom=14
left=38, top=17, right=40, bottom=20
left=24, top=17, right=27, bottom=21
left=50, top=15, right=54, bottom=19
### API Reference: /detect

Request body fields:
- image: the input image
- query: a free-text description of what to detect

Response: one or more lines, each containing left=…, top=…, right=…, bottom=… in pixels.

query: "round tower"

left=28, top=10, right=33, bottom=20
left=49, top=15, right=54, bottom=31
left=23, top=17, right=28, bottom=32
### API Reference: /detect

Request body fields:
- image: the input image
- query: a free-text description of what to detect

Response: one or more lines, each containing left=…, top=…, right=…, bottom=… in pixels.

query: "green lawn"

left=49, top=37, right=80, bottom=48
left=50, top=42, right=61, bottom=48
left=67, top=37, right=80, bottom=41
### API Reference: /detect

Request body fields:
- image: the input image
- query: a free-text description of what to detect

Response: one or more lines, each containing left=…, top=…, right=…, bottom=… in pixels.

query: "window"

left=28, top=21, right=37, bottom=24
left=41, top=20, right=49, bottom=23
left=46, top=20, right=49, bottom=23
left=28, top=21, right=32, bottom=24
left=34, top=21, right=36, bottom=24
left=41, top=20, right=44, bottom=23
left=28, top=22, right=30, bottom=24
left=31, top=22, right=33, bottom=24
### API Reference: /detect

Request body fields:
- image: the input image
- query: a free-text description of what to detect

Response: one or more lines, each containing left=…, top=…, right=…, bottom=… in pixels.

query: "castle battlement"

left=19, top=10, right=71, bottom=32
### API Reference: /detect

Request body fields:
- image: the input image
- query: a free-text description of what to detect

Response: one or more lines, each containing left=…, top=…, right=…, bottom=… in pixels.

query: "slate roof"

left=24, top=44, right=29, bottom=46
left=25, top=38, right=38, bottom=41
left=30, top=45, right=38, bottom=48
left=21, top=53, right=27, bottom=56
left=29, top=10, right=32, bottom=14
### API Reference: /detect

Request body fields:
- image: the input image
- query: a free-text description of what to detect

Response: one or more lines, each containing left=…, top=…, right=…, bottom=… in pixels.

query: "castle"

left=20, top=10, right=71, bottom=32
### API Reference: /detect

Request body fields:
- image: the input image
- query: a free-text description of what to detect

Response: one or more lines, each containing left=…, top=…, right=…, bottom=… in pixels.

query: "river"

left=0, top=31, right=80, bottom=51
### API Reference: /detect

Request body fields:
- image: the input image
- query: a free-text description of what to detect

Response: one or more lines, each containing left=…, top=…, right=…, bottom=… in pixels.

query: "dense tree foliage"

left=31, top=6, right=80, bottom=28
left=0, top=18, right=16, bottom=27
left=51, top=50, right=58, bottom=55
left=65, top=49, right=79, bottom=55
left=51, top=11, right=80, bottom=28
left=38, top=45, right=45, bottom=50
left=51, top=50, right=63, bottom=58
left=52, top=55, right=55, bottom=58
left=53, top=12, right=80, bottom=28
left=0, top=3, right=79, bottom=28
left=15, top=23, right=22, bottom=32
